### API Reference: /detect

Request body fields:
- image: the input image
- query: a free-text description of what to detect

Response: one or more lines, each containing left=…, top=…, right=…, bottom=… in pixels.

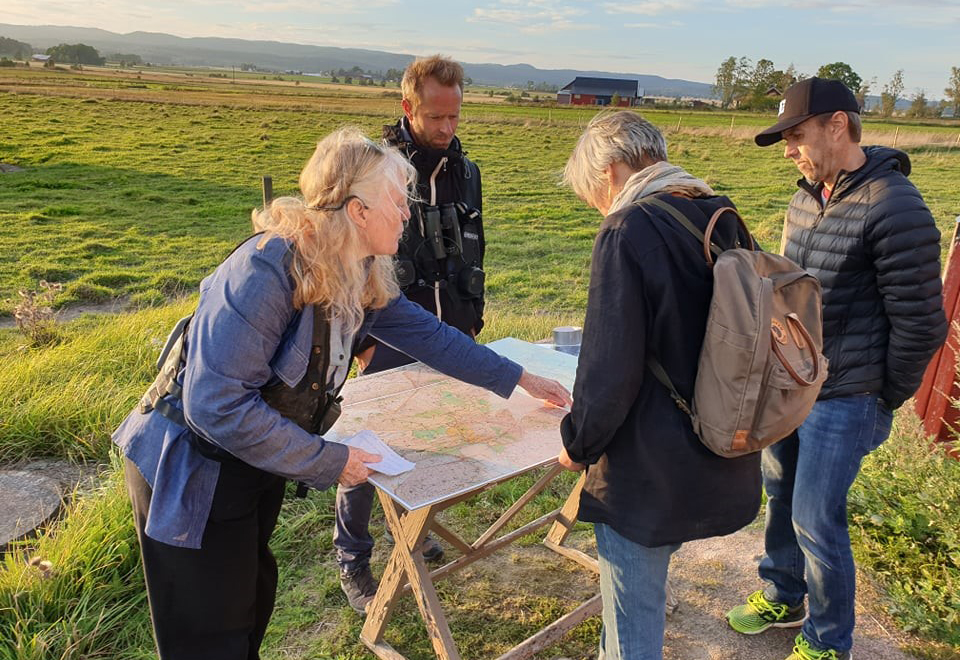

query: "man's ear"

left=401, top=98, right=414, bottom=121
left=828, top=111, right=849, bottom=140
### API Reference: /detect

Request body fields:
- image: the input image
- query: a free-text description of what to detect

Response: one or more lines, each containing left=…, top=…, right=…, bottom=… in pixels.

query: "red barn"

left=557, top=77, right=640, bottom=106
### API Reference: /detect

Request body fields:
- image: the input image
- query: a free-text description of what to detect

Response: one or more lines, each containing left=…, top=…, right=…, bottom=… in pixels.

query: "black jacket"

left=782, top=146, right=947, bottom=409
left=357, top=119, right=485, bottom=372
left=561, top=193, right=762, bottom=547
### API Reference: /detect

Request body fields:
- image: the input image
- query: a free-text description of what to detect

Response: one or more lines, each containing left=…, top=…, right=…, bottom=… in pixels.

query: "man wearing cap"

left=726, top=77, right=947, bottom=660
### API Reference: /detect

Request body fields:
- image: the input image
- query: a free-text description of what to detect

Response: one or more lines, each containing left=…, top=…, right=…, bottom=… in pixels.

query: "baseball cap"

left=755, top=77, right=860, bottom=147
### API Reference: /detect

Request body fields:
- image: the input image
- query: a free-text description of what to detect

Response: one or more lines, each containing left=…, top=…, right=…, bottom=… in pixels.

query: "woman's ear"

left=346, top=197, right=367, bottom=228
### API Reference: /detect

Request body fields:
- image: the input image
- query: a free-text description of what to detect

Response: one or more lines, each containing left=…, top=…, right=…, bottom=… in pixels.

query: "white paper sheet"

left=333, top=430, right=416, bottom=476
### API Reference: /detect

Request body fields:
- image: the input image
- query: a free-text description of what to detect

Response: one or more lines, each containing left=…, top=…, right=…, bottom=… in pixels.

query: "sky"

left=2, top=0, right=958, bottom=98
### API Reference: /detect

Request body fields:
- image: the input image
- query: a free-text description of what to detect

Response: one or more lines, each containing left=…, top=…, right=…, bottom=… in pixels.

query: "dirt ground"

left=661, top=526, right=920, bottom=660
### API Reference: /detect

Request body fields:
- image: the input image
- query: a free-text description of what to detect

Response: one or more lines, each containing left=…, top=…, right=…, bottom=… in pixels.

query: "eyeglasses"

left=309, top=195, right=369, bottom=212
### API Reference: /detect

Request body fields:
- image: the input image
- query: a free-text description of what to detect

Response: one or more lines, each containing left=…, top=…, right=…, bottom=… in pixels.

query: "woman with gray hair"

left=556, top=111, right=762, bottom=659
left=112, top=126, right=571, bottom=660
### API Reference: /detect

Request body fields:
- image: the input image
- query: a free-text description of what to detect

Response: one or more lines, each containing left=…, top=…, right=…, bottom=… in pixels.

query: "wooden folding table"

left=328, top=338, right=600, bottom=660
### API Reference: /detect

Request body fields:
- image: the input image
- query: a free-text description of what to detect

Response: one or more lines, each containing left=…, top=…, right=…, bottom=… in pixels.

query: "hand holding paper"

left=336, top=430, right=416, bottom=476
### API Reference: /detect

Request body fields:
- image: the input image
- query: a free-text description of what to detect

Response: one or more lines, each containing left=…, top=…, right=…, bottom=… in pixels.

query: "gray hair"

left=563, top=110, right=668, bottom=206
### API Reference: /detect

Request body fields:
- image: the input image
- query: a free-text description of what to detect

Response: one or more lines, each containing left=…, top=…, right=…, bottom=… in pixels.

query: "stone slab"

left=0, top=470, right=63, bottom=546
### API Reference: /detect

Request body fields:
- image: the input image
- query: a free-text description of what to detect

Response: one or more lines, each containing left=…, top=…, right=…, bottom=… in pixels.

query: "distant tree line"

left=0, top=36, right=32, bottom=59
left=45, top=43, right=105, bottom=65
left=108, top=53, right=143, bottom=67
left=715, top=56, right=960, bottom=119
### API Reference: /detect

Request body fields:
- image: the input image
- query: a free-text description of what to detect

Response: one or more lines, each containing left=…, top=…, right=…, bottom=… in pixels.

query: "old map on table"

left=327, top=338, right=579, bottom=510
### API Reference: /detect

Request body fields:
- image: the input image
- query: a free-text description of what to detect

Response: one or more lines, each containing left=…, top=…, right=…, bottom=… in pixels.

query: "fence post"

left=261, top=175, right=273, bottom=209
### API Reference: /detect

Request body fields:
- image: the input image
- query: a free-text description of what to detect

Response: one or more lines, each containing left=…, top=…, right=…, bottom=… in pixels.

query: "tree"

left=343, top=75, right=353, bottom=84
left=610, top=92, right=621, bottom=106
left=777, top=64, right=799, bottom=93
left=816, top=62, right=862, bottom=96
left=907, top=90, right=930, bottom=118
left=109, top=53, right=142, bottom=66
left=855, top=77, right=874, bottom=112
left=944, top=66, right=960, bottom=116
left=714, top=56, right=741, bottom=109
left=880, top=69, right=904, bottom=117
left=751, top=58, right=776, bottom=92
left=0, top=36, right=32, bottom=60
left=45, top=43, right=104, bottom=65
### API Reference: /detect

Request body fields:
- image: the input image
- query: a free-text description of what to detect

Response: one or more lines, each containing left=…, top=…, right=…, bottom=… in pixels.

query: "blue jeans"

left=334, top=482, right=376, bottom=572
left=759, top=394, right=893, bottom=652
left=595, top=523, right=680, bottom=660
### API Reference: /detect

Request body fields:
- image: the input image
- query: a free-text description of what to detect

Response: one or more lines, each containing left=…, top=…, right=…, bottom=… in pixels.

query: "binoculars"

left=424, top=203, right=463, bottom=261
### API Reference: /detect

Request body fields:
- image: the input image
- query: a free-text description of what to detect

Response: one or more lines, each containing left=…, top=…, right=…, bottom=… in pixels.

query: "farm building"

left=557, top=77, right=640, bottom=106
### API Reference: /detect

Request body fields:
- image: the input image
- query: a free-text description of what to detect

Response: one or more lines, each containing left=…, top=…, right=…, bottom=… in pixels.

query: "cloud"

left=602, top=1, right=698, bottom=15
left=469, top=1, right=590, bottom=33
left=624, top=20, right=683, bottom=28
left=237, top=0, right=398, bottom=14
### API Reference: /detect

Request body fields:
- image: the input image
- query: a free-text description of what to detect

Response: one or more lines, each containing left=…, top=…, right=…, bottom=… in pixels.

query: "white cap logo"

left=778, top=99, right=787, bottom=117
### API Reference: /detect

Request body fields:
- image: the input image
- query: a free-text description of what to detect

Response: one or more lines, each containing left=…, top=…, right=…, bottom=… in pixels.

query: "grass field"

left=1, top=65, right=959, bottom=660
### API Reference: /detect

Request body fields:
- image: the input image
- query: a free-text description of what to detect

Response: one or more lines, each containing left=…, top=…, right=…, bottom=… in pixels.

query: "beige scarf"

left=608, top=161, right=714, bottom=215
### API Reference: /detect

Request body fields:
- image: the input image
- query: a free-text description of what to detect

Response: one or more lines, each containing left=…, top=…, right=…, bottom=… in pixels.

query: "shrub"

left=10, top=280, right=62, bottom=346
left=849, top=410, right=960, bottom=648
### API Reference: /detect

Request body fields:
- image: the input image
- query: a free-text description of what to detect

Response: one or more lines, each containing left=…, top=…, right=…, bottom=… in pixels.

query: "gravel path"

left=662, top=526, right=919, bottom=660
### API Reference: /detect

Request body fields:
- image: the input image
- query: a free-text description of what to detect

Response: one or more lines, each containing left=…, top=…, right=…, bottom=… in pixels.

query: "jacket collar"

left=383, top=117, right=465, bottom=163
left=797, top=146, right=912, bottom=204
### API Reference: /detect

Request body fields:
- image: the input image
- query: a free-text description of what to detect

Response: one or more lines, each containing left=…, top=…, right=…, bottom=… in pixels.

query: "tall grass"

left=0, top=301, right=193, bottom=463
left=849, top=411, right=960, bottom=654
left=0, top=455, right=153, bottom=660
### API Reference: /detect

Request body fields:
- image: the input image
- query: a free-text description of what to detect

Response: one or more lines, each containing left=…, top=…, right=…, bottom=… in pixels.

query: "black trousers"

left=124, top=457, right=286, bottom=660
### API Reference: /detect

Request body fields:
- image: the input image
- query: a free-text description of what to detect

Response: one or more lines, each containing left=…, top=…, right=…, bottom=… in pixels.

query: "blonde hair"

left=401, top=55, right=464, bottom=111
left=252, top=127, right=416, bottom=333
left=563, top=110, right=667, bottom=207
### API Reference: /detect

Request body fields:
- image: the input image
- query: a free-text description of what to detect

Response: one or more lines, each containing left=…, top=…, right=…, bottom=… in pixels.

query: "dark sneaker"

left=340, top=564, right=378, bottom=614
left=727, top=590, right=806, bottom=634
left=786, top=633, right=851, bottom=660
left=383, top=528, right=445, bottom=562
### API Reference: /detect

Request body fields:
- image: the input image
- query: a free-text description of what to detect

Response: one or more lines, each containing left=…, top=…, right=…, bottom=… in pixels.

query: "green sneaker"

left=726, top=590, right=805, bottom=634
left=786, top=633, right=851, bottom=660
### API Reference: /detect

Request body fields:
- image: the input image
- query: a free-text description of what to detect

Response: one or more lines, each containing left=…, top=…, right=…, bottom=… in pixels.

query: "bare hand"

left=557, top=446, right=585, bottom=472
left=355, top=345, right=376, bottom=373
left=517, top=369, right=573, bottom=408
left=338, top=448, right=382, bottom=487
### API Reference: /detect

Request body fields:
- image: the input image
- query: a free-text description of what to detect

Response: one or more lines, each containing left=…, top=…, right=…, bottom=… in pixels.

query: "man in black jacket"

left=727, top=78, right=947, bottom=660
left=336, top=55, right=486, bottom=613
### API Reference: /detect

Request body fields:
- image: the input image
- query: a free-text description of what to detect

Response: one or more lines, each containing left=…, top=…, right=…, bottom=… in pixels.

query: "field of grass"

left=1, top=66, right=959, bottom=659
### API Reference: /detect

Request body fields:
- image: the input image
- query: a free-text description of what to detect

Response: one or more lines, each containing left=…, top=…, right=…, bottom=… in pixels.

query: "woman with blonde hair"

left=113, top=127, right=571, bottom=660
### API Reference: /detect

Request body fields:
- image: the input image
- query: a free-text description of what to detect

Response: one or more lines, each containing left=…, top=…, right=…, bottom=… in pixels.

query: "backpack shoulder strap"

left=641, top=196, right=756, bottom=265
left=646, top=355, right=694, bottom=418
left=641, top=196, right=722, bottom=260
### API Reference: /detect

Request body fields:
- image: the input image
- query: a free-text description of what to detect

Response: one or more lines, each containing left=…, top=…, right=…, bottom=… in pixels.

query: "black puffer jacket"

left=782, top=146, right=947, bottom=409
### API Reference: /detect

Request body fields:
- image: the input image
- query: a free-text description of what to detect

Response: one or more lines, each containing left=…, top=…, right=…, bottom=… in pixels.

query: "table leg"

left=362, top=489, right=462, bottom=660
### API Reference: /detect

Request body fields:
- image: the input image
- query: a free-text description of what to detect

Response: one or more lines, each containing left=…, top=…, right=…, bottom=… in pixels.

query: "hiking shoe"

left=727, top=590, right=805, bottom=634
left=383, top=528, right=445, bottom=562
left=340, top=564, right=378, bottom=614
left=786, top=633, right=851, bottom=660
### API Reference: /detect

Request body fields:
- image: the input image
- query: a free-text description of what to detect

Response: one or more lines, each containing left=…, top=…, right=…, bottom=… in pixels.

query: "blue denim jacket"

left=112, top=235, right=522, bottom=548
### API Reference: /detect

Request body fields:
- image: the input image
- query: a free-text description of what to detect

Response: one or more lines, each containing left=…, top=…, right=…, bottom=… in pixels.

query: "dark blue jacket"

left=561, top=193, right=762, bottom=547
